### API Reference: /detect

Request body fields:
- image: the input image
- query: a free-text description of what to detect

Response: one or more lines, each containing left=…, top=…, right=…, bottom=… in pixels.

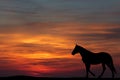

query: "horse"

left=71, top=44, right=116, bottom=78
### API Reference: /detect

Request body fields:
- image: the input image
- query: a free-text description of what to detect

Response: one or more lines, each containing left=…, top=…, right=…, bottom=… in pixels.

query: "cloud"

left=28, top=58, right=82, bottom=68
left=0, top=0, right=119, bottom=26
left=0, top=0, right=46, bottom=26
left=0, top=22, right=119, bottom=56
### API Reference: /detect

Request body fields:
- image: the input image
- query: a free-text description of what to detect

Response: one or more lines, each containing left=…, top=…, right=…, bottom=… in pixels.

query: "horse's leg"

left=89, top=70, right=95, bottom=76
left=98, top=63, right=106, bottom=78
left=86, top=64, right=95, bottom=76
left=85, top=64, right=90, bottom=78
left=106, top=63, right=115, bottom=78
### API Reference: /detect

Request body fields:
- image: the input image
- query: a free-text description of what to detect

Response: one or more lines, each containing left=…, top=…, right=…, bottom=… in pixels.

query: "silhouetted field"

left=0, top=75, right=119, bottom=80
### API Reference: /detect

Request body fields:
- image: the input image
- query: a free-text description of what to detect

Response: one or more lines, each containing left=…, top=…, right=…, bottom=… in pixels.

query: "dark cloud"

left=0, top=59, right=12, bottom=64
left=0, top=70, right=24, bottom=77
left=14, top=43, right=41, bottom=48
left=106, top=27, right=120, bottom=39
left=0, top=0, right=46, bottom=26
left=0, top=22, right=53, bottom=35
left=33, top=68, right=84, bottom=77
left=80, top=27, right=120, bottom=41
left=0, top=0, right=119, bottom=26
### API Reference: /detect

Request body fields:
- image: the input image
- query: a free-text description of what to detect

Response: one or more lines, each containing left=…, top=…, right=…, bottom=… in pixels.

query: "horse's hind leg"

left=106, top=63, right=115, bottom=78
left=98, top=63, right=106, bottom=78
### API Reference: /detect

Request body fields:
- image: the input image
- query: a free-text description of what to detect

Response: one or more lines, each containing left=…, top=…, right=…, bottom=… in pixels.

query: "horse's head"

left=72, top=44, right=79, bottom=55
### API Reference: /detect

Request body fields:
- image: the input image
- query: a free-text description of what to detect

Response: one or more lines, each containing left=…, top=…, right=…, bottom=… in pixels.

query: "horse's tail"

left=112, top=64, right=117, bottom=74
left=110, top=59, right=117, bottom=74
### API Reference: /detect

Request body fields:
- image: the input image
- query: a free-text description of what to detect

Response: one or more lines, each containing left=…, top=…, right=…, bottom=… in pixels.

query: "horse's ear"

left=75, top=43, right=78, bottom=46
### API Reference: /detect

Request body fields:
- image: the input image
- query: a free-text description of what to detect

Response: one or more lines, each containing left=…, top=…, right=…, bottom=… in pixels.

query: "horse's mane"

left=78, top=45, right=93, bottom=54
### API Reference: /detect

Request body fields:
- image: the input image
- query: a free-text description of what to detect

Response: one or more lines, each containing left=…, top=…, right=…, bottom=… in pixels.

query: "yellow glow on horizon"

left=17, top=35, right=71, bottom=48
left=16, top=52, right=71, bottom=59
left=21, top=39, right=39, bottom=43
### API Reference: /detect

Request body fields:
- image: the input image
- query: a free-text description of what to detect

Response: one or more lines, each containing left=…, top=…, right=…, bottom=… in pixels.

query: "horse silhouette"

left=71, top=44, right=116, bottom=78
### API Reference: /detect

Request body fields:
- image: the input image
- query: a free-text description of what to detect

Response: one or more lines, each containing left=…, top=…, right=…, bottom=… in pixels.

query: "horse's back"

left=96, top=52, right=113, bottom=63
left=98, top=52, right=112, bottom=57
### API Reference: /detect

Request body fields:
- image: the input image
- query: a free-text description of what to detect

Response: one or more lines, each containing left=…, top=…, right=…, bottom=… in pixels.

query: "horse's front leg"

left=89, top=70, right=95, bottom=76
left=85, top=63, right=90, bottom=78
left=85, top=64, right=95, bottom=78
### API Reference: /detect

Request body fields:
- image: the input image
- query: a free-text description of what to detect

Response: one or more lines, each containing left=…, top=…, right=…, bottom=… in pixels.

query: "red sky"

left=0, top=0, right=120, bottom=78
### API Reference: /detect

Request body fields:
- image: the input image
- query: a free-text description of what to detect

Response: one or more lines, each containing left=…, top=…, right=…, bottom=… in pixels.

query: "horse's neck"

left=78, top=48, right=93, bottom=58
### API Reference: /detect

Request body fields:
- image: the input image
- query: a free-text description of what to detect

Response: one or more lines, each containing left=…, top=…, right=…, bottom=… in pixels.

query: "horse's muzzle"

left=72, top=52, right=75, bottom=55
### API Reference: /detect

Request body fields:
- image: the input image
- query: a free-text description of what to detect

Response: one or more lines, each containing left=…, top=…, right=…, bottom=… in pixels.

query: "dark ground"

left=0, top=76, right=119, bottom=80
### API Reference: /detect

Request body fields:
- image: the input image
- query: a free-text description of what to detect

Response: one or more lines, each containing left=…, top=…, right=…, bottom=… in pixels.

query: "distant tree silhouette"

left=71, top=44, right=116, bottom=78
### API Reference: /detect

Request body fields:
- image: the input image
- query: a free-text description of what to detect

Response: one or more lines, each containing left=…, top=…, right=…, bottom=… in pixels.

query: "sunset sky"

left=0, top=0, right=120, bottom=78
